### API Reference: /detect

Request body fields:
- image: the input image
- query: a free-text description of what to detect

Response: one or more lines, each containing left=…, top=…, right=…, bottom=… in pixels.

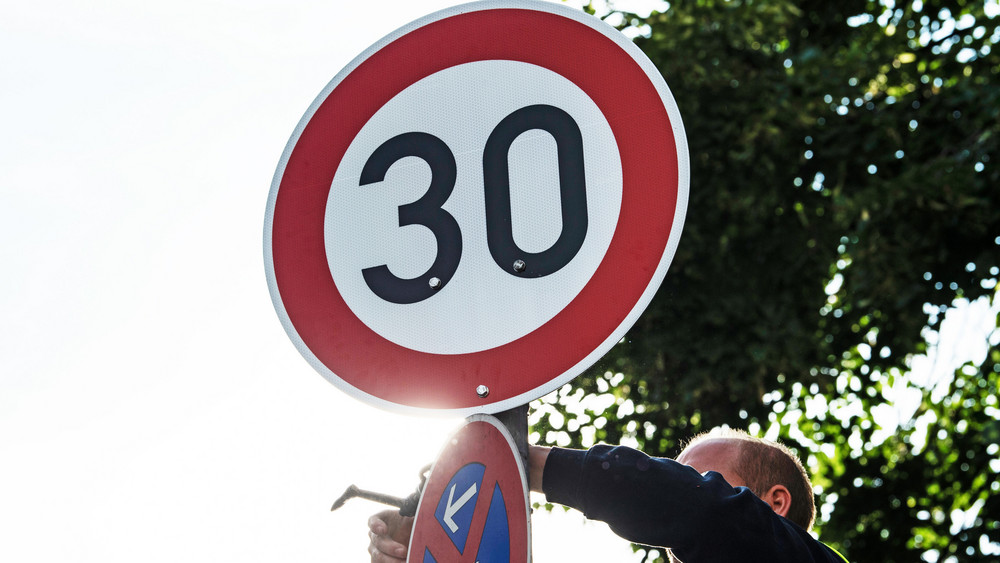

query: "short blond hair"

left=684, top=428, right=817, bottom=531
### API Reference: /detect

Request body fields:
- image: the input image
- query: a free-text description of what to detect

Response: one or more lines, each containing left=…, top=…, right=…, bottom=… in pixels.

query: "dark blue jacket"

left=542, top=445, right=847, bottom=562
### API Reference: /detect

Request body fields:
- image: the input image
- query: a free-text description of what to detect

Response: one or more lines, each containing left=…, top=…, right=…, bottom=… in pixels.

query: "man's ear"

left=763, top=484, right=792, bottom=518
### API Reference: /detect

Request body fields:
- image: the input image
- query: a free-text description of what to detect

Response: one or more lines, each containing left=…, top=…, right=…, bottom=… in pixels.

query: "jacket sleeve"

left=541, top=445, right=846, bottom=563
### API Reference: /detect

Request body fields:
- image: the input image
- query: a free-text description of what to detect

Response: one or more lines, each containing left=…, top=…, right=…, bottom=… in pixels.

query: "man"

left=368, top=428, right=848, bottom=562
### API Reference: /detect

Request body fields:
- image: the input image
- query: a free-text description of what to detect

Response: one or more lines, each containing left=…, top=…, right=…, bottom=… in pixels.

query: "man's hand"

left=367, top=509, right=413, bottom=562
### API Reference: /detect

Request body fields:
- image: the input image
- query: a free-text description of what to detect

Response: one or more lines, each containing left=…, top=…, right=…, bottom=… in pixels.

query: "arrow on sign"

left=443, top=482, right=477, bottom=533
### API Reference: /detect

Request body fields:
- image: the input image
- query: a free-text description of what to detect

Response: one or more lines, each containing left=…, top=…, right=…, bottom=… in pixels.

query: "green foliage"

left=533, top=1, right=1000, bottom=561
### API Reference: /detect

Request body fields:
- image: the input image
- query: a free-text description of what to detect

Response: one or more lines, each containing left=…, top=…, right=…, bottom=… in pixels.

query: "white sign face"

left=326, top=60, right=622, bottom=354
left=264, top=0, right=689, bottom=416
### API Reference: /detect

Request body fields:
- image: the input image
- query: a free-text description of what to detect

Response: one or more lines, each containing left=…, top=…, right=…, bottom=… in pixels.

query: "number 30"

left=360, top=104, right=589, bottom=304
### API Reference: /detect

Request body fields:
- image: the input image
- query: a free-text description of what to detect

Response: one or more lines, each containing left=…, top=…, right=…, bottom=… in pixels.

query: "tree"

left=531, top=1, right=1000, bottom=560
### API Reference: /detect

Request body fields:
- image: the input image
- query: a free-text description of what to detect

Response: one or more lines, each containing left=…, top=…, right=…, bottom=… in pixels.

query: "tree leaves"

left=533, top=1, right=1000, bottom=560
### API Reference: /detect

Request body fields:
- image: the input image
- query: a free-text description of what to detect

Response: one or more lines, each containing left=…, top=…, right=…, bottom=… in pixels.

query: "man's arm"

left=540, top=445, right=845, bottom=563
left=370, top=443, right=843, bottom=563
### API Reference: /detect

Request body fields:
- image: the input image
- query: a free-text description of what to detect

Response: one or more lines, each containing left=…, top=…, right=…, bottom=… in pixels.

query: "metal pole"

left=494, top=403, right=531, bottom=561
left=494, top=404, right=529, bottom=469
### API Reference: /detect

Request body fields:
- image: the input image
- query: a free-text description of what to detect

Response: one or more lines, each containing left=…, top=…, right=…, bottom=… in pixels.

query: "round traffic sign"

left=408, top=415, right=530, bottom=563
left=264, top=0, right=689, bottom=416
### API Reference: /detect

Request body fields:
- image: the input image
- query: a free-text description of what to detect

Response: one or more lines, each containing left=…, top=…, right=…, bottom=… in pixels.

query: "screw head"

left=428, top=277, right=442, bottom=290
left=512, top=259, right=526, bottom=273
left=476, top=385, right=490, bottom=398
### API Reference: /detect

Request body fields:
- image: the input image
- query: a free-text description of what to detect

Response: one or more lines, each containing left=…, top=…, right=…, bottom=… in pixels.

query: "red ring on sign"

left=270, top=7, right=680, bottom=411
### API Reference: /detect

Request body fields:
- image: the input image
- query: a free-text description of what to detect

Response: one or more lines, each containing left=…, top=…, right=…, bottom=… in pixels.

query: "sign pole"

left=494, top=403, right=531, bottom=561
left=494, top=404, right=529, bottom=470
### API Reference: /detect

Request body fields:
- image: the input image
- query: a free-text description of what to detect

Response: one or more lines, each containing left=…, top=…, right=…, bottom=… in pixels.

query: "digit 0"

left=483, top=104, right=588, bottom=278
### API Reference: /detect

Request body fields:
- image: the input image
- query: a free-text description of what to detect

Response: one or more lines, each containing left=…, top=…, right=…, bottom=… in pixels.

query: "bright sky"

left=0, top=1, right=653, bottom=561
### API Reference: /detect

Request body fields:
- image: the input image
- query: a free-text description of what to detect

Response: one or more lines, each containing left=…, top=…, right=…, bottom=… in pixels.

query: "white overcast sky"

left=3, top=1, right=995, bottom=562
left=0, top=1, right=662, bottom=561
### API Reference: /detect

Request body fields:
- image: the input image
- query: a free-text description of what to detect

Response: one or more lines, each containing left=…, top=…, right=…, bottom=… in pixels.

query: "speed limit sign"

left=264, top=0, right=689, bottom=416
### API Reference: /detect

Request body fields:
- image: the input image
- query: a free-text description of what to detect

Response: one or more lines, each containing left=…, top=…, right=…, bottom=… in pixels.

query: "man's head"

left=676, top=429, right=817, bottom=531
